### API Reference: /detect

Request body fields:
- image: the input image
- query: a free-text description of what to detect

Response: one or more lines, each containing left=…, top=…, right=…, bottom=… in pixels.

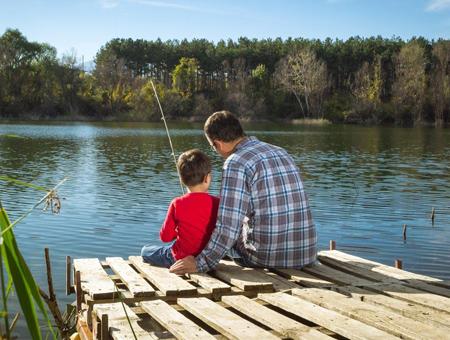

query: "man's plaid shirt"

left=196, top=137, right=317, bottom=272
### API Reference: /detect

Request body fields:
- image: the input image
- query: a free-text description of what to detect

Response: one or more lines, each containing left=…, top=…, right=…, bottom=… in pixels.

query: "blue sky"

left=0, top=0, right=449, bottom=62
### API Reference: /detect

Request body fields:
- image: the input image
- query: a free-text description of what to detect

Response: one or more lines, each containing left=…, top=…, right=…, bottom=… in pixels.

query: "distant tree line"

left=0, top=28, right=449, bottom=126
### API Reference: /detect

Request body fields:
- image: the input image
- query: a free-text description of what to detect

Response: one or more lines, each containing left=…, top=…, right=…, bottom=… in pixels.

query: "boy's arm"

left=160, top=201, right=177, bottom=242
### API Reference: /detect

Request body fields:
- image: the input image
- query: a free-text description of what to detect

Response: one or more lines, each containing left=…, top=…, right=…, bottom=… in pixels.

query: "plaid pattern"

left=196, top=137, right=317, bottom=272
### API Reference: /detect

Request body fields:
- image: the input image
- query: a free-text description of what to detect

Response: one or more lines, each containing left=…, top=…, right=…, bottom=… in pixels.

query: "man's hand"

left=169, top=255, right=198, bottom=275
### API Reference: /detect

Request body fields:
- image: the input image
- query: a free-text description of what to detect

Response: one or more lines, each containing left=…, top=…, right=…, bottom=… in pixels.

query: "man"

left=170, top=110, right=317, bottom=274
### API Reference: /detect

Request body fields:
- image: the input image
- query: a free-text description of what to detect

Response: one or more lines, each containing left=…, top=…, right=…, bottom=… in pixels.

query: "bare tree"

left=392, top=42, right=426, bottom=125
left=275, top=49, right=328, bottom=118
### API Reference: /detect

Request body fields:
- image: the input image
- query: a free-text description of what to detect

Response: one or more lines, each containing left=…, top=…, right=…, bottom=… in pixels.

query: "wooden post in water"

left=75, top=270, right=82, bottom=312
left=431, top=207, right=435, bottom=224
left=402, top=224, right=407, bottom=240
left=66, top=255, right=73, bottom=295
left=330, top=240, right=336, bottom=250
left=395, top=259, right=403, bottom=269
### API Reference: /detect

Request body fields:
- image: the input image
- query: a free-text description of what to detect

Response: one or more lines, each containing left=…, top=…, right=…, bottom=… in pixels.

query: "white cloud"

left=100, top=0, right=119, bottom=9
left=427, top=0, right=450, bottom=11
left=129, top=0, right=224, bottom=14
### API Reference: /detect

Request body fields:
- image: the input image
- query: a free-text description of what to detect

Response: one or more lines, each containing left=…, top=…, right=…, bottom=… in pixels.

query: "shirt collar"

left=234, top=136, right=258, bottom=153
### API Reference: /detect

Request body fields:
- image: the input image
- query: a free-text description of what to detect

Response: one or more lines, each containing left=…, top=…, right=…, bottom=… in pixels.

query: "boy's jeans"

left=141, top=244, right=175, bottom=268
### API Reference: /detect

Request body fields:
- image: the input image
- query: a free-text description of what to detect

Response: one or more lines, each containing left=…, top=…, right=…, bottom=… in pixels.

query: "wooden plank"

left=318, top=250, right=450, bottom=288
left=319, top=251, right=450, bottom=297
left=211, top=261, right=273, bottom=291
left=292, top=288, right=450, bottom=340
left=258, top=292, right=398, bottom=340
left=254, top=269, right=300, bottom=291
left=93, top=303, right=154, bottom=340
left=334, top=285, right=450, bottom=330
left=273, top=268, right=336, bottom=288
left=73, top=258, right=117, bottom=299
left=187, top=272, right=231, bottom=294
left=141, top=300, right=216, bottom=340
left=364, top=282, right=450, bottom=314
left=222, top=295, right=332, bottom=340
left=129, top=256, right=197, bottom=296
left=178, top=297, right=279, bottom=340
left=106, top=257, right=155, bottom=297
left=303, top=262, right=375, bottom=286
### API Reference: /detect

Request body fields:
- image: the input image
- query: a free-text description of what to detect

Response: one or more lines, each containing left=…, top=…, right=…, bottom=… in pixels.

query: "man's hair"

left=177, top=149, right=211, bottom=187
left=204, top=110, right=245, bottom=142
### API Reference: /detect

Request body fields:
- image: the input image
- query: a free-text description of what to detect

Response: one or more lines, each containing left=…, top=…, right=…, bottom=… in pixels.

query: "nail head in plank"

left=73, top=258, right=117, bottom=299
left=106, top=257, right=155, bottom=297
left=141, top=300, right=216, bottom=340
left=178, top=297, right=279, bottom=340
left=222, top=295, right=332, bottom=340
left=129, top=256, right=196, bottom=296
left=292, top=287, right=450, bottom=340
left=258, top=292, right=397, bottom=340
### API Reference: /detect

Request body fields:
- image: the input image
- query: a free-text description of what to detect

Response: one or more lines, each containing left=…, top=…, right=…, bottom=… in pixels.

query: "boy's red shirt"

left=159, top=192, right=220, bottom=260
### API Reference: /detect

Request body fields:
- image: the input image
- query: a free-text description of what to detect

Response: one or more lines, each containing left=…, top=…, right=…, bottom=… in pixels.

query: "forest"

left=0, top=28, right=449, bottom=126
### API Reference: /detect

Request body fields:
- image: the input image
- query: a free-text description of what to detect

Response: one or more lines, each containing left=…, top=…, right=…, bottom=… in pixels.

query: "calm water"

left=1, top=122, right=450, bottom=337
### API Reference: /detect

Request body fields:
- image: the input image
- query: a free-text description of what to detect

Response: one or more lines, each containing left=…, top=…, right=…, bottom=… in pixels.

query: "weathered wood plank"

left=334, top=285, right=450, bottom=330
left=254, top=269, right=300, bottom=291
left=129, top=256, right=197, bottom=296
left=141, top=300, right=216, bottom=340
left=222, top=295, right=332, bottom=340
left=292, top=288, right=449, bottom=340
left=273, top=268, right=336, bottom=288
left=106, top=257, right=155, bottom=297
left=187, top=272, right=231, bottom=294
left=318, top=250, right=450, bottom=288
left=73, top=258, right=117, bottom=299
left=258, top=292, right=398, bottom=340
left=178, top=297, right=279, bottom=340
left=303, top=262, right=375, bottom=286
left=364, top=282, right=450, bottom=314
left=93, top=303, right=154, bottom=340
left=211, top=261, right=273, bottom=291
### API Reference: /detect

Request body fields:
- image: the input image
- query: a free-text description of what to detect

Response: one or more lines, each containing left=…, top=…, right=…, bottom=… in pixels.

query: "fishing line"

left=150, top=80, right=185, bottom=194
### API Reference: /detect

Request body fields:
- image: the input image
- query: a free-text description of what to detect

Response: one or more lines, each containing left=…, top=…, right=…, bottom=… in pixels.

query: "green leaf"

left=0, top=176, right=48, bottom=192
left=0, top=207, right=56, bottom=339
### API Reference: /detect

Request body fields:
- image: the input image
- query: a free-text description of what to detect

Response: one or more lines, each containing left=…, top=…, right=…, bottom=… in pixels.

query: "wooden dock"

left=69, top=244, right=450, bottom=340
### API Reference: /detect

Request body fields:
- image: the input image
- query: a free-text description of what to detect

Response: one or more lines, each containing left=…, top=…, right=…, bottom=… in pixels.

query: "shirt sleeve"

left=196, top=160, right=250, bottom=272
left=159, top=200, right=177, bottom=242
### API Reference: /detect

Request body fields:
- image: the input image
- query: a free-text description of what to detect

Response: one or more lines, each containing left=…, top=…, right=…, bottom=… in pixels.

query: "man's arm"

left=170, top=160, right=250, bottom=274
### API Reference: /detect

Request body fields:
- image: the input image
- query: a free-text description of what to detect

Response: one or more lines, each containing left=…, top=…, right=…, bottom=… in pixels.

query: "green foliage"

left=0, top=28, right=448, bottom=125
left=0, top=204, right=56, bottom=339
left=172, top=57, right=199, bottom=97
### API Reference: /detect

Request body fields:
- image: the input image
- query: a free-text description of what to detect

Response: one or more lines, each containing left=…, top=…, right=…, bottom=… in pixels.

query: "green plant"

left=0, top=176, right=66, bottom=339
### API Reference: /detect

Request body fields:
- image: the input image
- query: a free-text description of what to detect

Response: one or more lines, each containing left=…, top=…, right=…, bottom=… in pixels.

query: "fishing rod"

left=150, top=80, right=185, bottom=194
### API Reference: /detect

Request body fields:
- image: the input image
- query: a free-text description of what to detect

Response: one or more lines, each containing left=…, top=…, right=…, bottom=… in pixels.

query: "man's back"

left=225, top=136, right=317, bottom=268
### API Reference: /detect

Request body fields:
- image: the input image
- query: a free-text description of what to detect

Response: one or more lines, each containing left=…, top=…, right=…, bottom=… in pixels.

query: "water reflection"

left=1, top=122, right=450, bottom=337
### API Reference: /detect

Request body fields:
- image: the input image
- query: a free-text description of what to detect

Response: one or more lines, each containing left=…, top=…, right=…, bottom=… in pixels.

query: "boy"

left=141, top=149, right=219, bottom=267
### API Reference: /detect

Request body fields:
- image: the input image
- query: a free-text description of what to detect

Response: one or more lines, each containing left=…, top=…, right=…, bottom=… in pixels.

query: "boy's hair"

left=204, top=110, right=245, bottom=142
left=177, top=149, right=211, bottom=187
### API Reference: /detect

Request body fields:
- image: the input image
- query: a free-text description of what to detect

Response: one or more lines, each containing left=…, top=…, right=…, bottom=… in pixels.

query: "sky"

left=0, top=0, right=449, bottom=62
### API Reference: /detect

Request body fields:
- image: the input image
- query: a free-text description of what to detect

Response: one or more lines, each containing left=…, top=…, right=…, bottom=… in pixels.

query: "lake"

left=1, top=121, right=450, bottom=337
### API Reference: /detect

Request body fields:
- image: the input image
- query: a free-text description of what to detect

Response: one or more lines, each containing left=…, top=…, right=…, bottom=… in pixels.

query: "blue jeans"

left=141, top=244, right=175, bottom=268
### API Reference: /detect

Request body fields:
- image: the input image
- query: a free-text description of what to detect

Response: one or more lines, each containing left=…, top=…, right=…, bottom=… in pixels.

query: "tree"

left=430, top=40, right=450, bottom=127
left=391, top=41, right=427, bottom=125
left=172, top=57, right=199, bottom=97
left=275, top=49, right=328, bottom=118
